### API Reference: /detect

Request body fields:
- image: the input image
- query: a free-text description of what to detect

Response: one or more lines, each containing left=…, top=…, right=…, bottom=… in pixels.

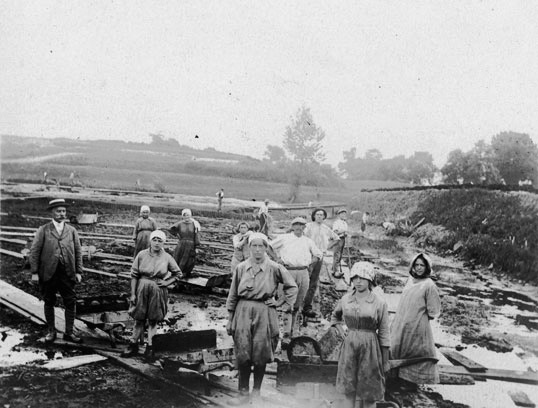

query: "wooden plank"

left=0, top=237, right=28, bottom=245
left=508, top=390, right=536, bottom=407
left=439, top=347, right=487, bottom=372
left=96, top=350, right=227, bottom=407
left=0, top=298, right=45, bottom=325
left=0, top=279, right=109, bottom=340
left=42, top=354, right=108, bottom=371
left=0, top=248, right=24, bottom=259
left=153, top=329, right=217, bottom=353
left=439, top=365, right=538, bottom=385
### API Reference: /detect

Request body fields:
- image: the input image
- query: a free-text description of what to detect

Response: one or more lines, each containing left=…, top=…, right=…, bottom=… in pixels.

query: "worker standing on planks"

left=269, top=217, right=322, bottom=346
left=331, top=208, right=349, bottom=278
left=226, top=232, right=297, bottom=406
left=303, top=208, right=341, bottom=318
left=132, top=205, right=158, bottom=258
left=29, top=198, right=84, bottom=344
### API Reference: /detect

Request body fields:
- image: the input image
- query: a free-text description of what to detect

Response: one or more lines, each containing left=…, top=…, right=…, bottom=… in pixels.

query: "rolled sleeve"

left=426, top=283, right=441, bottom=319
left=330, top=299, right=343, bottom=325
left=278, top=265, right=298, bottom=308
left=377, top=300, right=391, bottom=348
left=226, top=268, right=240, bottom=312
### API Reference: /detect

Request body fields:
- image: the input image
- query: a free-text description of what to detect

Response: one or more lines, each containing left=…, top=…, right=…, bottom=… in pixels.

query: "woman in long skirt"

left=225, top=233, right=298, bottom=406
left=170, top=208, right=200, bottom=279
left=390, top=253, right=441, bottom=385
left=132, top=205, right=158, bottom=257
left=331, top=262, right=390, bottom=408
left=121, top=230, right=182, bottom=361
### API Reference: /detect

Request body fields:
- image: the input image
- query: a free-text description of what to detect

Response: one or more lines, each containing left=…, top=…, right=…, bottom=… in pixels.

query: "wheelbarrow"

left=286, top=336, right=438, bottom=408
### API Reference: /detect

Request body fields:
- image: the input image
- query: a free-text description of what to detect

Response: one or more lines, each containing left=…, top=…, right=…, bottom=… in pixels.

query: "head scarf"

left=182, top=208, right=192, bottom=217
left=291, top=217, right=307, bottom=226
left=248, top=232, right=269, bottom=246
left=349, top=261, right=376, bottom=283
left=409, top=253, right=433, bottom=278
left=140, top=205, right=150, bottom=213
left=150, top=230, right=167, bottom=242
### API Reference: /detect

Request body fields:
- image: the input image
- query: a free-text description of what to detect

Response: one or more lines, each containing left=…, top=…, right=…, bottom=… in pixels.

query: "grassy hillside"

left=353, top=188, right=538, bottom=282
left=0, top=135, right=407, bottom=203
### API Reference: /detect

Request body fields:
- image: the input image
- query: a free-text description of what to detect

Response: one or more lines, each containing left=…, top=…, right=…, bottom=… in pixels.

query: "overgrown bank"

left=352, top=189, right=538, bottom=282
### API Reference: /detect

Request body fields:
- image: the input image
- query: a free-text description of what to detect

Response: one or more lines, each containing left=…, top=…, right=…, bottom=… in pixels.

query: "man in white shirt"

left=270, top=217, right=322, bottom=343
left=303, top=208, right=341, bottom=318
left=331, top=208, right=349, bottom=278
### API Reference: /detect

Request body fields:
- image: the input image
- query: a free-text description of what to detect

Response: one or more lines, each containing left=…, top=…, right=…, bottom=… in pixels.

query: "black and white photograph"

left=1, top=2, right=537, bottom=407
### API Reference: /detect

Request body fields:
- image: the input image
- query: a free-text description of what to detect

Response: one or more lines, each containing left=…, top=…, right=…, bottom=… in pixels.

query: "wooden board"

left=97, top=350, right=228, bottom=407
left=153, top=329, right=217, bottom=353
left=42, top=354, right=108, bottom=371
left=0, top=279, right=109, bottom=340
left=508, top=390, right=536, bottom=407
left=0, top=248, right=24, bottom=259
left=439, top=348, right=487, bottom=372
left=439, top=365, right=538, bottom=385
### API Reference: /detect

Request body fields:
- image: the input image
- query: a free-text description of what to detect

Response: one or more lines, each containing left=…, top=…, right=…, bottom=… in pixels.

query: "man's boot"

left=64, top=307, right=82, bottom=343
left=44, top=305, right=56, bottom=343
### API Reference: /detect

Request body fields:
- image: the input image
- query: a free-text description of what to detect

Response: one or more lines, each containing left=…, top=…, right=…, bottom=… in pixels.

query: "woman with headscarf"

left=230, top=222, right=252, bottom=272
left=226, top=233, right=298, bottom=406
left=390, top=253, right=441, bottom=386
left=331, top=262, right=390, bottom=408
left=132, top=205, right=158, bottom=257
left=121, top=230, right=182, bottom=361
left=169, top=209, right=200, bottom=279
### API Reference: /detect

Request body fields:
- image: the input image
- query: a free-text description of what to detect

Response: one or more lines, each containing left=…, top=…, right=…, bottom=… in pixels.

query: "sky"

left=1, top=1, right=538, bottom=168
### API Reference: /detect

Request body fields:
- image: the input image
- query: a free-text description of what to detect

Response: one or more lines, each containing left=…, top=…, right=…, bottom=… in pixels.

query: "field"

left=0, top=134, right=407, bottom=203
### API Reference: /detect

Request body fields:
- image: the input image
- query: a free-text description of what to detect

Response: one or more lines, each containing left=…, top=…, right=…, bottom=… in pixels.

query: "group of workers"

left=29, top=198, right=441, bottom=408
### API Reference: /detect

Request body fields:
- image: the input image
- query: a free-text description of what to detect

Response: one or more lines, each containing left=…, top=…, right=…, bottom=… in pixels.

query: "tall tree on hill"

left=283, top=106, right=327, bottom=201
left=491, top=132, right=538, bottom=185
left=442, top=142, right=501, bottom=185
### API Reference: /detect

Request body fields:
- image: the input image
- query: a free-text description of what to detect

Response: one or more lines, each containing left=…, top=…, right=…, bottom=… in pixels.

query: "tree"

left=406, top=151, right=436, bottom=184
left=442, top=149, right=470, bottom=184
left=491, top=132, right=538, bottom=185
left=283, top=106, right=326, bottom=165
left=264, top=145, right=287, bottom=165
left=282, top=107, right=327, bottom=200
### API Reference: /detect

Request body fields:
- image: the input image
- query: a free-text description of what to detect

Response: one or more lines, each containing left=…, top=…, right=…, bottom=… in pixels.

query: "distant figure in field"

left=216, top=188, right=224, bottom=213
left=257, top=199, right=270, bottom=236
left=69, top=172, right=75, bottom=185
left=132, top=205, right=158, bottom=258
left=42, top=171, right=48, bottom=184
left=170, top=209, right=200, bottom=279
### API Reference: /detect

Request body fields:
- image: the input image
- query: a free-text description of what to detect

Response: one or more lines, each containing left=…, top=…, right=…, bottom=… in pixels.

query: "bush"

left=413, top=223, right=457, bottom=251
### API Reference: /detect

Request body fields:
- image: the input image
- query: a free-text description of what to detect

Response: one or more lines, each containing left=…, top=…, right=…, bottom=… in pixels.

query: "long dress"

left=170, top=220, right=199, bottom=278
left=226, top=258, right=298, bottom=366
left=130, top=249, right=181, bottom=322
left=390, top=277, right=441, bottom=383
left=331, top=290, right=390, bottom=401
left=132, top=217, right=158, bottom=257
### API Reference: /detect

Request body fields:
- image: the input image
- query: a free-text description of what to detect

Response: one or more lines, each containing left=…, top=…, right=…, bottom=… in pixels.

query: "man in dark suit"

left=30, top=198, right=84, bottom=343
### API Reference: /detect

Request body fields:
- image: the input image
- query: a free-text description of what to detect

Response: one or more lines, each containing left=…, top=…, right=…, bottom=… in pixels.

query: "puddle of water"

left=429, top=343, right=538, bottom=408
left=0, top=328, right=59, bottom=367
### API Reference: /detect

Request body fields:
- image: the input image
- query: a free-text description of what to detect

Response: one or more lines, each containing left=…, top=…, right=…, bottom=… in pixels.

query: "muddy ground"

left=1, top=193, right=538, bottom=408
